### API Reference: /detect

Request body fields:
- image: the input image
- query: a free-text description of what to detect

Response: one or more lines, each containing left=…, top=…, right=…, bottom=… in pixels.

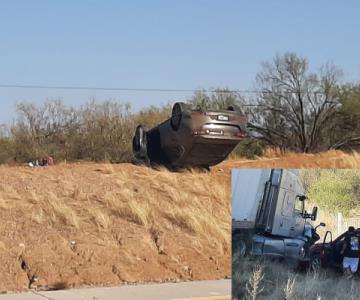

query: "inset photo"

left=232, top=169, right=360, bottom=300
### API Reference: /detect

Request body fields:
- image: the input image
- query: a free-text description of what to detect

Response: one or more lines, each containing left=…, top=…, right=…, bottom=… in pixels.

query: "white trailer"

left=232, top=169, right=271, bottom=229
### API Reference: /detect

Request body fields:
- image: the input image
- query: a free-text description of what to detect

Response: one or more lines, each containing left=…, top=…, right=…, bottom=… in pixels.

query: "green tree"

left=328, top=84, right=360, bottom=150
left=340, top=84, right=360, bottom=116
left=303, top=170, right=360, bottom=215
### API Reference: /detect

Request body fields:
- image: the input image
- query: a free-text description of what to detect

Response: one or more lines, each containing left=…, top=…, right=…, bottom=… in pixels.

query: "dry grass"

left=0, top=162, right=231, bottom=247
left=246, top=264, right=265, bottom=300
left=0, top=150, right=358, bottom=247
left=233, top=255, right=360, bottom=300
left=225, top=150, right=360, bottom=169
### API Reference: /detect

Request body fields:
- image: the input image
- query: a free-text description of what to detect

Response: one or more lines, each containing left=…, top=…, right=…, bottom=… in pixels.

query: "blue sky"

left=1, top=0, right=359, bottom=124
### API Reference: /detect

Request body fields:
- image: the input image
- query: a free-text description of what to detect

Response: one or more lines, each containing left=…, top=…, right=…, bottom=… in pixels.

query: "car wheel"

left=170, top=102, right=189, bottom=131
left=132, top=125, right=148, bottom=158
left=310, top=254, right=321, bottom=272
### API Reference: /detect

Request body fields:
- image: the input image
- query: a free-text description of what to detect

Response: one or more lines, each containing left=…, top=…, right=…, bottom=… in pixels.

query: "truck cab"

left=232, top=169, right=319, bottom=262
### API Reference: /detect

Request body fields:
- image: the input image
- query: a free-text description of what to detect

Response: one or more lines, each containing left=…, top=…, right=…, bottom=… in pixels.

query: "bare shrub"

left=246, top=264, right=264, bottom=300
left=283, top=277, right=296, bottom=300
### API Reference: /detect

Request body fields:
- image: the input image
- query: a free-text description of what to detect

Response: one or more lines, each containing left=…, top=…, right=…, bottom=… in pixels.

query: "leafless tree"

left=249, top=53, right=343, bottom=152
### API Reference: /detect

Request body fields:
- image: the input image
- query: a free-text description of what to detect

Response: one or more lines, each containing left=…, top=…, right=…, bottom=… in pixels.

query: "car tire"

left=132, top=125, right=148, bottom=160
left=170, top=102, right=189, bottom=131
left=310, top=254, right=321, bottom=272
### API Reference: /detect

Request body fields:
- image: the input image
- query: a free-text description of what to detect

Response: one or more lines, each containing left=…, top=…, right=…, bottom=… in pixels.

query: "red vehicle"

left=309, top=228, right=360, bottom=273
left=132, top=102, right=247, bottom=169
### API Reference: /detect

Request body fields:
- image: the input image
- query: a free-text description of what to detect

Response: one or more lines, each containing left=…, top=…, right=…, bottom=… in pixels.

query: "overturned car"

left=132, top=102, right=247, bottom=169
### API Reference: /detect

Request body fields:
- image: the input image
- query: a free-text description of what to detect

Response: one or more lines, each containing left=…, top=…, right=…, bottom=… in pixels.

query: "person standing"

left=341, top=226, right=360, bottom=278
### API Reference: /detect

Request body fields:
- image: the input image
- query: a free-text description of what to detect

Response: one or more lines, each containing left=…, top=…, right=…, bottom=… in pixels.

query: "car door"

left=321, top=231, right=333, bottom=267
left=331, top=234, right=346, bottom=270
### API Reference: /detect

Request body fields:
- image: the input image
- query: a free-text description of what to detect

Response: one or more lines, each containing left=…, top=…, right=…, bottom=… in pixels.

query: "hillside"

left=0, top=150, right=359, bottom=292
left=0, top=162, right=231, bottom=292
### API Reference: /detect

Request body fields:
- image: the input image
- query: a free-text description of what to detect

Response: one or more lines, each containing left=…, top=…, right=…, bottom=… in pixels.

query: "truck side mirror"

left=311, top=206, right=318, bottom=221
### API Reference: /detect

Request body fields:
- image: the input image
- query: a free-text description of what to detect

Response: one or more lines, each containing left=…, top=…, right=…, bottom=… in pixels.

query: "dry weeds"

left=233, top=256, right=360, bottom=300
left=224, top=150, right=360, bottom=169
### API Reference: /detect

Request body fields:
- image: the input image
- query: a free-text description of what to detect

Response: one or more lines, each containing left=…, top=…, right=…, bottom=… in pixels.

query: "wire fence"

left=336, top=213, right=360, bottom=236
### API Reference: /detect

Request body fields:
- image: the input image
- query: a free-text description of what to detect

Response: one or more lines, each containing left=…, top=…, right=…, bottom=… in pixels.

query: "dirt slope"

left=0, top=163, right=231, bottom=292
left=0, top=150, right=359, bottom=292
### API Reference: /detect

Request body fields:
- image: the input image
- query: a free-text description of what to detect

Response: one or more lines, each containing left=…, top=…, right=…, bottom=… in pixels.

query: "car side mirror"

left=311, top=206, right=318, bottom=221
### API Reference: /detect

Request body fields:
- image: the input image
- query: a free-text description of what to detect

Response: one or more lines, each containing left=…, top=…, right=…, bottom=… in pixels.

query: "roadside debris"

left=28, top=156, right=54, bottom=168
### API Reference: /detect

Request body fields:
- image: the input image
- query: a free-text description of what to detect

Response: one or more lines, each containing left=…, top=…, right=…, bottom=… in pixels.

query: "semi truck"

left=232, top=169, right=324, bottom=263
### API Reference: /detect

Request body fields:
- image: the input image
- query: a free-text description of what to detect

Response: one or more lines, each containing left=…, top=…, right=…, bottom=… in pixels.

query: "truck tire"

left=232, top=233, right=249, bottom=257
left=238, top=239, right=248, bottom=257
left=170, top=102, right=190, bottom=131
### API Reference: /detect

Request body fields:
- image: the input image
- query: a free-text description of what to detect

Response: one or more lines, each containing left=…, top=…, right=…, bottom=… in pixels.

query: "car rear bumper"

left=192, top=122, right=246, bottom=140
left=170, top=136, right=241, bottom=166
left=192, top=133, right=245, bottom=142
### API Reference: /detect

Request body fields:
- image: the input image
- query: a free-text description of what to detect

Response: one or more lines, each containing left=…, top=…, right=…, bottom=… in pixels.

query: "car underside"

left=132, top=102, right=247, bottom=169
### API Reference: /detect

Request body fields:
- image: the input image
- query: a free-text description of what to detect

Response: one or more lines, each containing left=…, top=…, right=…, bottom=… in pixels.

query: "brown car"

left=132, top=102, right=247, bottom=169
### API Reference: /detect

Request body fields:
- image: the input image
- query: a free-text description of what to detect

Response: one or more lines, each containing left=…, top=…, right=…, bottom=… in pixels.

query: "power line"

left=0, top=83, right=320, bottom=95
left=0, top=84, right=333, bottom=98
left=0, top=84, right=255, bottom=93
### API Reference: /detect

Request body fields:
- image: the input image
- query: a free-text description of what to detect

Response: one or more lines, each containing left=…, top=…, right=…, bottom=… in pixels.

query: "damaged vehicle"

left=309, top=227, right=360, bottom=273
left=232, top=169, right=324, bottom=266
left=132, top=102, right=247, bottom=169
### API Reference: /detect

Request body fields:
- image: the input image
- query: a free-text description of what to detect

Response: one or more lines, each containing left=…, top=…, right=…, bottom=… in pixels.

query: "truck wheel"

left=238, top=240, right=248, bottom=257
left=232, top=233, right=248, bottom=257
left=170, top=102, right=189, bottom=131
left=132, top=125, right=148, bottom=161
left=310, top=254, right=321, bottom=272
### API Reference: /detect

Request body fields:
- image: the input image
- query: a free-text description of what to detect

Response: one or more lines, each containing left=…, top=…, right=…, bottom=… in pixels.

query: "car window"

left=334, top=235, right=346, bottom=249
left=350, top=236, right=360, bottom=250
